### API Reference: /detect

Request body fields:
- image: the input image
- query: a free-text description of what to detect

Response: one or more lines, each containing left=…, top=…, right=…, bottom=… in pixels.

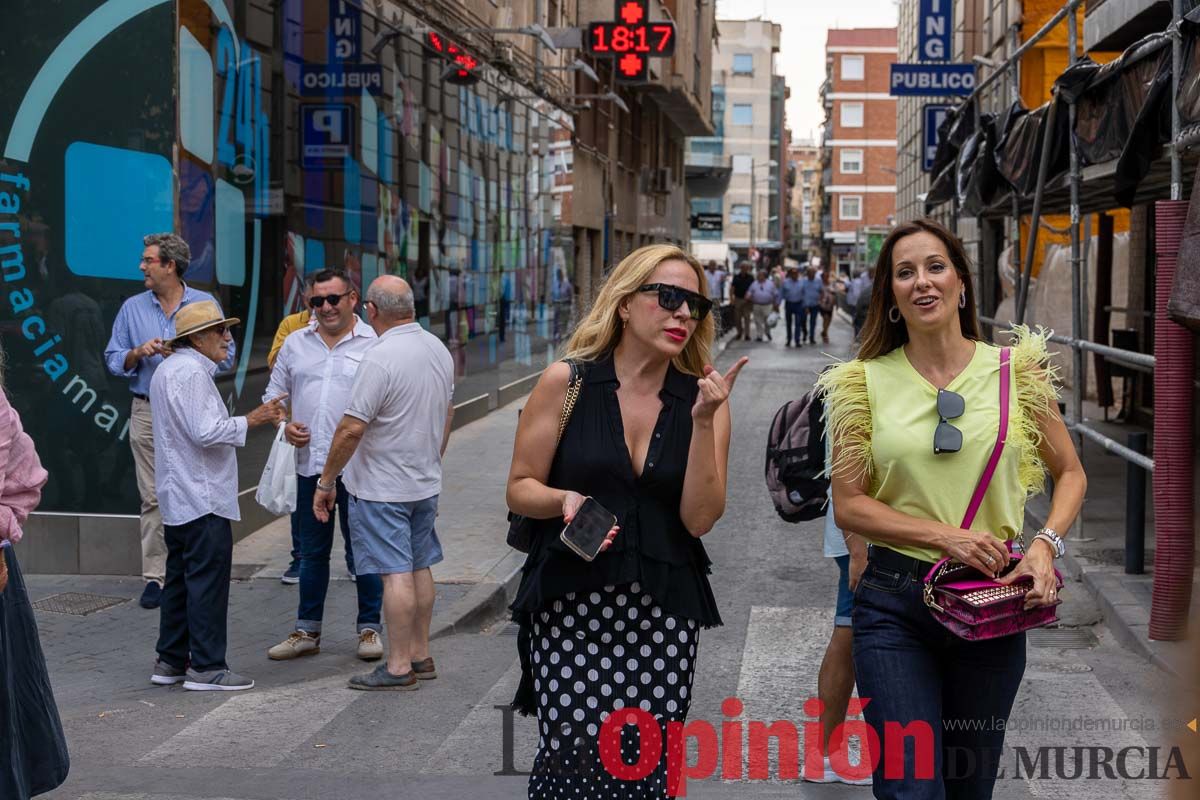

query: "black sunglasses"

left=309, top=291, right=351, bottom=309
left=637, top=283, right=713, bottom=321
left=934, top=388, right=965, bottom=455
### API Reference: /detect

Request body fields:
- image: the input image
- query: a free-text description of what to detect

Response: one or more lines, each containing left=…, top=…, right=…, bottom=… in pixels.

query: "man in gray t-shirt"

left=314, top=275, right=455, bottom=691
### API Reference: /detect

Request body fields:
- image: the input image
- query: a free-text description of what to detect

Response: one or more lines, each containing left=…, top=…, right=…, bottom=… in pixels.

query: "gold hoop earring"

left=888, top=306, right=901, bottom=324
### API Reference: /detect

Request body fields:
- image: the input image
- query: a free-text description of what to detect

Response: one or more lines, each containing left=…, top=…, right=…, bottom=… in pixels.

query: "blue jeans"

left=784, top=301, right=804, bottom=344
left=852, top=558, right=1026, bottom=799
left=295, top=475, right=383, bottom=634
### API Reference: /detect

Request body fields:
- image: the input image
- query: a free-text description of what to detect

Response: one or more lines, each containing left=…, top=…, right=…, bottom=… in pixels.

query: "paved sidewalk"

left=1024, top=406, right=1200, bottom=676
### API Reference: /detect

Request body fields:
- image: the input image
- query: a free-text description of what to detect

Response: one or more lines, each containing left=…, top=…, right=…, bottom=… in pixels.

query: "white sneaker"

left=356, top=629, right=384, bottom=661
left=803, top=756, right=873, bottom=785
left=268, top=630, right=321, bottom=660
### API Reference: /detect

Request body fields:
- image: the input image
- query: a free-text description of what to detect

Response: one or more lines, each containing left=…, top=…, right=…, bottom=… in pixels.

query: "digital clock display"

left=584, top=0, right=677, bottom=82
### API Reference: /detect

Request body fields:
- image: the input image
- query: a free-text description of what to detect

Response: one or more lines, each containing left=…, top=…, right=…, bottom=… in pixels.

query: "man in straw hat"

left=148, top=301, right=286, bottom=691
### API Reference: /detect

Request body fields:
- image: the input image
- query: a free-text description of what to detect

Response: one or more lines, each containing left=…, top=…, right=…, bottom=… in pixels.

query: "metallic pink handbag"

left=922, top=347, right=1063, bottom=641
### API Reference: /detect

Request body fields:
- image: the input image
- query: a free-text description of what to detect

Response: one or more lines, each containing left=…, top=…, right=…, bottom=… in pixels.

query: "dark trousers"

left=802, top=304, right=820, bottom=342
left=156, top=513, right=233, bottom=673
left=0, top=547, right=70, bottom=799
left=295, top=475, right=383, bottom=633
left=852, top=558, right=1026, bottom=799
left=785, top=301, right=804, bottom=344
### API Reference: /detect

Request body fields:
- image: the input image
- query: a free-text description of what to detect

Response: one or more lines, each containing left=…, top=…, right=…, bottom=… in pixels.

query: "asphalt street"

left=28, top=317, right=1193, bottom=800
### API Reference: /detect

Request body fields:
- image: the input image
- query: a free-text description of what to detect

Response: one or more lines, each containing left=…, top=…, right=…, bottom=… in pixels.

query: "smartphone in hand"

left=560, top=497, right=617, bottom=562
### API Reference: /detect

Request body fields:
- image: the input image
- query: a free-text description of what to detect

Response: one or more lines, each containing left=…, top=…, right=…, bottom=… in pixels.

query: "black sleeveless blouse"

left=509, top=355, right=723, bottom=629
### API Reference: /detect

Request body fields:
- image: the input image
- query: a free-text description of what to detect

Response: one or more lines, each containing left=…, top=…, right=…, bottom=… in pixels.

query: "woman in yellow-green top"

left=817, top=219, right=1086, bottom=800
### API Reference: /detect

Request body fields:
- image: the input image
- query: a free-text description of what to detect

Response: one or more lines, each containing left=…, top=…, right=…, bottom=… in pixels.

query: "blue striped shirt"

left=104, top=285, right=236, bottom=396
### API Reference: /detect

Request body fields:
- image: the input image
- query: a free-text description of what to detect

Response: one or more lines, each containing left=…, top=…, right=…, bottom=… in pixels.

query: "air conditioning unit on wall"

left=651, top=166, right=673, bottom=194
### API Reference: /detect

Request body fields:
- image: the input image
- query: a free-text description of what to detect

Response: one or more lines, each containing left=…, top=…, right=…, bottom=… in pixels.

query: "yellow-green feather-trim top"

left=1004, top=324, right=1061, bottom=497
left=815, top=359, right=873, bottom=485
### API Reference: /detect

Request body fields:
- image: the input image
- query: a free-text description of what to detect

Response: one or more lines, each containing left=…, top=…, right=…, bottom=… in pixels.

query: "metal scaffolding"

left=950, top=0, right=1190, bottom=481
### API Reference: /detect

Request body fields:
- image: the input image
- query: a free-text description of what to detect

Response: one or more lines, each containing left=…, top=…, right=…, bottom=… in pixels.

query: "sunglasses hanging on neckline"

left=934, top=388, right=965, bottom=455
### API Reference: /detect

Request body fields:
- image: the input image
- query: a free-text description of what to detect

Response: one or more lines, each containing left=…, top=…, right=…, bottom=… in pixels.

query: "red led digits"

left=426, top=31, right=480, bottom=85
left=584, top=0, right=677, bottom=83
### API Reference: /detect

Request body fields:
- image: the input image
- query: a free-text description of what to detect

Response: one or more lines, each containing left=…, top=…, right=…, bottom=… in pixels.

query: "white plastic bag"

left=255, top=423, right=297, bottom=515
left=766, top=310, right=780, bottom=329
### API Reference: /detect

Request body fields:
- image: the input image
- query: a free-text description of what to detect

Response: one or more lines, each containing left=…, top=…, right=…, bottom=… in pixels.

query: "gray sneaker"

left=151, top=660, right=187, bottom=686
left=347, top=663, right=418, bottom=691
left=183, top=669, right=255, bottom=692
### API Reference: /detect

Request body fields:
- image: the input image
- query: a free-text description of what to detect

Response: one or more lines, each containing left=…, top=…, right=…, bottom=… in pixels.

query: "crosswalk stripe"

left=733, top=605, right=850, bottom=782
left=424, top=657, right=540, bottom=775
left=137, top=675, right=357, bottom=768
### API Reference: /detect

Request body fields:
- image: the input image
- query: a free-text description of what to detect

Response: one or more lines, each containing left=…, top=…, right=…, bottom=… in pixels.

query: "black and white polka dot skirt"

left=526, top=581, right=699, bottom=800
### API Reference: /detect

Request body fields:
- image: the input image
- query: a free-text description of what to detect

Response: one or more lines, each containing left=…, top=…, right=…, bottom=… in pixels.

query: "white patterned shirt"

left=263, top=318, right=377, bottom=477
left=150, top=347, right=248, bottom=526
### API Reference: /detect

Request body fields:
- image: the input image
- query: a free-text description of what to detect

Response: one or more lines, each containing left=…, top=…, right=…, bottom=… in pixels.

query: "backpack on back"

left=764, top=388, right=829, bottom=523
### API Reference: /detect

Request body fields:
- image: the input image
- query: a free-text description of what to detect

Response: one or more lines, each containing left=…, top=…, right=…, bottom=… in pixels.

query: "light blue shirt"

left=824, top=432, right=848, bottom=558
left=800, top=277, right=824, bottom=307
left=781, top=278, right=806, bottom=304
left=149, top=348, right=247, bottom=526
left=104, top=285, right=236, bottom=396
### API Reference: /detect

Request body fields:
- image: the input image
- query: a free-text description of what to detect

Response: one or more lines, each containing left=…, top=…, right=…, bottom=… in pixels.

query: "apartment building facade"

left=788, top=140, right=823, bottom=261
left=820, top=27, right=898, bottom=274
left=686, top=19, right=788, bottom=267
left=567, top=0, right=716, bottom=305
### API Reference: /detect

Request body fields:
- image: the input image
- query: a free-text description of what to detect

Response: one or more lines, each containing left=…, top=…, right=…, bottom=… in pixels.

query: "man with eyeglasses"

left=262, top=269, right=384, bottom=663
left=104, top=233, right=235, bottom=611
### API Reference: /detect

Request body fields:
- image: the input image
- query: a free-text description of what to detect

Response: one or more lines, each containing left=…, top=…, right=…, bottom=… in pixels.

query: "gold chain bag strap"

left=506, top=360, right=585, bottom=553
left=0, top=545, right=9, bottom=594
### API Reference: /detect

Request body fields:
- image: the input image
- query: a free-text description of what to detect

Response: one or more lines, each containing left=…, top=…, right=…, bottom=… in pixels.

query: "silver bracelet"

left=315, top=478, right=336, bottom=492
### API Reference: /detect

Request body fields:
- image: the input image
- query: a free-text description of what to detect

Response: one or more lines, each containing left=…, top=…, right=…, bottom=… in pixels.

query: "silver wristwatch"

left=1033, top=528, right=1065, bottom=558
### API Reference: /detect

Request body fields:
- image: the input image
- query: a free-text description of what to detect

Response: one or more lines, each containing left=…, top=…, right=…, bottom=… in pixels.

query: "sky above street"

left=715, top=0, right=900, bottom=144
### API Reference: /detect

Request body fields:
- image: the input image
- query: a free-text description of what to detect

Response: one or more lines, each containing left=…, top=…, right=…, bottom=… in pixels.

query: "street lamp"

left=567, top=91, right=629, bottom=114
left=540, top=59, right=601, bottom=84
left=458, top=23, right=558, bottom=52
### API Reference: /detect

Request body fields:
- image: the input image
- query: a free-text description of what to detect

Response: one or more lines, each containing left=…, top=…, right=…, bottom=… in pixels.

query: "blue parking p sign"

left=923, top=104, right=951, bottom=172
left=301, top=104, right=353, bottom=169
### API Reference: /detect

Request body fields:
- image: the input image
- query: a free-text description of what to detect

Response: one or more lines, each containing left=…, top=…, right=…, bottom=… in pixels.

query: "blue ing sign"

left=918, top=0, right=952, bottom=61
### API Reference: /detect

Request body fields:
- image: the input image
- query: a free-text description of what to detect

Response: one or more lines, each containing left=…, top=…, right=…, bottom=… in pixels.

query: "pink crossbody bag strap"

left=924, top=347, right=1011, bottom=583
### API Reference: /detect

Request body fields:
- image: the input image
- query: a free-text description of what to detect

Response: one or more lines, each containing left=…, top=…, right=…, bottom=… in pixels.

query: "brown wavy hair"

left=857, top=218, right=983, bottom=361
left=563, top=244, right=714, bottom=376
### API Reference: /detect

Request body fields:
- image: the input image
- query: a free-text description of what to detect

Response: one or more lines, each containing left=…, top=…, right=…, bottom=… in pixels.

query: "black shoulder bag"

left=505, top=360, right=585, bottom=553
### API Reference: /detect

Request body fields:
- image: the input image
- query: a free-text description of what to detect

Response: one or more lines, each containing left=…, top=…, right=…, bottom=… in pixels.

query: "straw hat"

left=168, top=301, right=241, bottom=344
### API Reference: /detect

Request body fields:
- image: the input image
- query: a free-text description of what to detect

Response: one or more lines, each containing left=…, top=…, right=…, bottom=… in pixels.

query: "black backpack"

left=764, top=387, right=829, bottom=523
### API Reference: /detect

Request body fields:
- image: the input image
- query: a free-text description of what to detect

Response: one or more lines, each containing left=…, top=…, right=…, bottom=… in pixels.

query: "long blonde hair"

left=564, top=244, right=714, bottom=376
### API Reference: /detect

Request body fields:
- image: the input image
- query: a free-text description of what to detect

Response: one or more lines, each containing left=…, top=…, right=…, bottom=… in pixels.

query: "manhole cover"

left=1028, top=627, right=1098, bottom=649
left=33, top=592, right=127, bottom=616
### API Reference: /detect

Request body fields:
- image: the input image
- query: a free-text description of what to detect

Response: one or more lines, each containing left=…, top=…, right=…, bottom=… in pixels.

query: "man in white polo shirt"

left=314, top=275, right=455, bottom=691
